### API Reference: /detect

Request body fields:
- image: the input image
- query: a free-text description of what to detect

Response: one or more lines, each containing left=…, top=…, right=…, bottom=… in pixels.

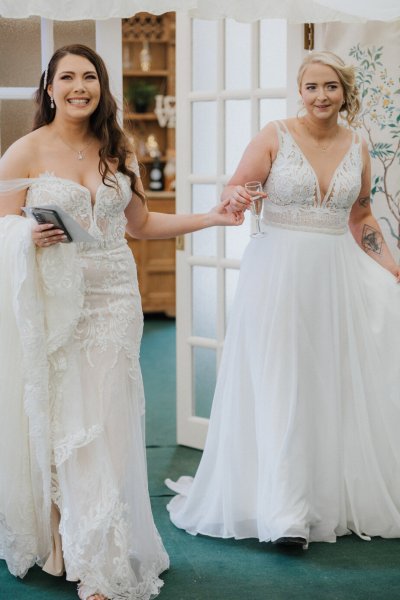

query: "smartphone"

left=31, top=208, right=73, bottom=243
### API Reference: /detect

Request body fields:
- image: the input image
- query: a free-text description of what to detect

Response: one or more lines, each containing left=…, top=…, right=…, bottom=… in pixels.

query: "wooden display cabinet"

left=126, top=192, right=176, bottom=318
left=122, top=13, right=176, bottom=316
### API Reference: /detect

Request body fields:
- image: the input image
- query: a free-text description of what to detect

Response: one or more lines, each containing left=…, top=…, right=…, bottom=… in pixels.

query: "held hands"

left=32, top=223, right=68, bottom=248
left=209, top=198, right=245, bottom=226
left=226, top=185, right=267, bottom=213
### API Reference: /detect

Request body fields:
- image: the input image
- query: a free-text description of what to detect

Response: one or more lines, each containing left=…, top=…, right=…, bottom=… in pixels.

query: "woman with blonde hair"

left=167, top=51, right=400, bottom=549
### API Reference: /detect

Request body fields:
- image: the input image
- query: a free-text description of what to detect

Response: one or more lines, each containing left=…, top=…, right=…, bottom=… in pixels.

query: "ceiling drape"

left=0, top=0, right=399, bottom=22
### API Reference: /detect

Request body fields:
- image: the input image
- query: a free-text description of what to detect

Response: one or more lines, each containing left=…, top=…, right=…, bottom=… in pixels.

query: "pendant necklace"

left=300, top=119, right=339, bottom=152
left=58, top=135, right=93, bottom=160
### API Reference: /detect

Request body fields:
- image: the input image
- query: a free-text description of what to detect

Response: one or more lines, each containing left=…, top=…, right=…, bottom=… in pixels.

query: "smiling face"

left=299, top=63, right=345, bottom=122
left=47, top=53, right=101, bottom=120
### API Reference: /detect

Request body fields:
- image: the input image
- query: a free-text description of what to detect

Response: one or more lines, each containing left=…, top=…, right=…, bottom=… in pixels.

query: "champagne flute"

left=245, top=181, right=265, bottom=238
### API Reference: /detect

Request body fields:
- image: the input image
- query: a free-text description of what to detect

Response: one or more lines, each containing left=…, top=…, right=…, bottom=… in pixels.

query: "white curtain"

left=0, top=0, right=398, bottom=22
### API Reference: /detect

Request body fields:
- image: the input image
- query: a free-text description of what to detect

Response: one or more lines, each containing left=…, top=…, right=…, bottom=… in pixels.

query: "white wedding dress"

left=0, top=172, right=169, bottom=599
left=166, top=121, right=400, bottom=544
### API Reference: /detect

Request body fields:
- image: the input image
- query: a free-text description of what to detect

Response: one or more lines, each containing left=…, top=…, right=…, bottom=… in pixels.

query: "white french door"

left=0, top=17, right=122, bottom=154
left=175, top=15, right=304, bottom=449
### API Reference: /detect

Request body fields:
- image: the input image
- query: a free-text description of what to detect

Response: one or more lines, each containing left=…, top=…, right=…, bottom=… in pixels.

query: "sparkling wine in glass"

left=245, top=181, right=265, bottom=238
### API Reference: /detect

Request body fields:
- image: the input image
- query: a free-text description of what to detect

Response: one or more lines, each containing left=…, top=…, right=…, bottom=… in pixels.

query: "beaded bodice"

left=263, top=121, right=362, bottom=234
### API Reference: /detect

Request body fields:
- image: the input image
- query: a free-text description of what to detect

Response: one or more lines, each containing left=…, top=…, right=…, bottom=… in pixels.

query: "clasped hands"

left=226, top=185, right=267, bottom=213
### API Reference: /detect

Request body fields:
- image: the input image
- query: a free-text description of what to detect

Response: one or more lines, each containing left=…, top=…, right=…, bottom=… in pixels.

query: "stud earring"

left=50, top=95, right=54, bottom=109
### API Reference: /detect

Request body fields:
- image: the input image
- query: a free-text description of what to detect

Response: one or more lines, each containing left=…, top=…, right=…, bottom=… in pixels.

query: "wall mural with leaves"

left=320, top=22, right=400, bottom=261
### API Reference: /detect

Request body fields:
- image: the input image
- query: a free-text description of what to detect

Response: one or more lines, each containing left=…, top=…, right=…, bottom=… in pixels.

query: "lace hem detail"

left=263, top=203, right=349, bottom=235
left=0, top=513, right=38, bottom=578
left=61, top=491, right=169, bottom=600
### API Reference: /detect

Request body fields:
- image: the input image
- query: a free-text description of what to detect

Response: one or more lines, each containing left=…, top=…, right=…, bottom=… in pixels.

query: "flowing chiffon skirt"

left=167, top=225, right=400, bottom=544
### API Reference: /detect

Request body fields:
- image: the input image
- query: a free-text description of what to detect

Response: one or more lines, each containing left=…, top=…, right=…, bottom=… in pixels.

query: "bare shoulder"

left=0, top=129, right=45, bottom=179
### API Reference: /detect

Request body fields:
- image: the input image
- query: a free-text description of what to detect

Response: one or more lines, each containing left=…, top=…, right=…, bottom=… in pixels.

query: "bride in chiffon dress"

left=166, top=52, right=400, bottom=547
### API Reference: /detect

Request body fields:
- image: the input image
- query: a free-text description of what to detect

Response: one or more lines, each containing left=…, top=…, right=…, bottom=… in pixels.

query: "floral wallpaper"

left=320, top=21, right=400, bottom=262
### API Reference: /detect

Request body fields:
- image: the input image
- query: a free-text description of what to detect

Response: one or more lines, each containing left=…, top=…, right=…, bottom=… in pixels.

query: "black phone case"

left=31, top=208, right=73, bottom=242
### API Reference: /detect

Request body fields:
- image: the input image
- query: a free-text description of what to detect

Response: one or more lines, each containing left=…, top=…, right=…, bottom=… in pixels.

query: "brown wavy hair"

left=297, top=51, right=360, bottom=126
left=33, top=44, right=144, bottom=201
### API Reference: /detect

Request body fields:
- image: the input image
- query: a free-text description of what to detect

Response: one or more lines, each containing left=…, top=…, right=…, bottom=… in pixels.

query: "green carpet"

left=2, top=317, right=400, bottom=600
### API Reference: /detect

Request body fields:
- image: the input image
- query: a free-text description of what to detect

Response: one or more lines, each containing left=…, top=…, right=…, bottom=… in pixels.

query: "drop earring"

left=50, top=95, right=54, bottom=109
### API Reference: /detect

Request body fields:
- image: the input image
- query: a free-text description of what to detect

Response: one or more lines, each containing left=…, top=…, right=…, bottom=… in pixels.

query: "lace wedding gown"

left=166, top=121, right=400, bottom=544
left=0, top=172, right=169, bottom=599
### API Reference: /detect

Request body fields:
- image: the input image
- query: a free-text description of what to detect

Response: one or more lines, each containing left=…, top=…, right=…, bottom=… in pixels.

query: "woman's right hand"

left=32, top=223, right=67, bottom=248
left=225, top=185, right=267, bottom=213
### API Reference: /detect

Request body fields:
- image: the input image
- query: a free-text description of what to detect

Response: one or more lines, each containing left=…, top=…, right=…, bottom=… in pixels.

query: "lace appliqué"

left=264, top=121, right=362, bottom=234
left=54, top=425, right=103, bottom=467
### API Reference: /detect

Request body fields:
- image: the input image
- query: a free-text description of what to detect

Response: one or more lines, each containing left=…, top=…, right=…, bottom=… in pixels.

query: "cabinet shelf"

left=123, top=69, right=169, bottom=77
left=124, top=112, right=158, bottom=121
left=139, top=155, right=167, bottom=164
left=144, top=190, right=175, bottom=199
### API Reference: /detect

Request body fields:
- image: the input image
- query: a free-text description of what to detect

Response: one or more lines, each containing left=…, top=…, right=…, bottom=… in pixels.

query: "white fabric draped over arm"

left=0, top=215, right=52, bottom=576
left=0, top=179, right=85, bottom=576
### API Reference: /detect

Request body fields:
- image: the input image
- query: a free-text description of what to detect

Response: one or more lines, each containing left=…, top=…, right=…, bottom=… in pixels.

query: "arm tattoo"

left=362, top=224, right=383, bottom=255
left=358, top=196, right=371, bottom=208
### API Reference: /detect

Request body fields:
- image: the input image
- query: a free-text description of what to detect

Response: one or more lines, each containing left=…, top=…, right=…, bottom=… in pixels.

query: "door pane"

left=192, top=266, right=217, bottom=339
left=225, top=99, right=251, bottom=175
left=225, top=268, right=240, bottom=328
left=225, top=19, right=251, bottom=91
left=54, top=20, right=95, bottom=49
left=225, top=211, right=251, bottom=259
left=192, top=184, right=218, bottom=257
left=194, top=346, right=216, bottom=418
left=192, top=20, right=218, bottom=92
left=260, top=20, right=287, bottom=89
left=0, top=18, right=41, bottom=87
left=259, top=98, right=287, bottom=128
left=0, top=100, right=36, bottom=154
left=192, top=101, right=217, bottom=175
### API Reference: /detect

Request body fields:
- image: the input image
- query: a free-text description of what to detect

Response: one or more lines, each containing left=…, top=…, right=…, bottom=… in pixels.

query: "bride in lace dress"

left=0, top=45, right=242, bottom=600
left=166, top=52, right=400, bottom=548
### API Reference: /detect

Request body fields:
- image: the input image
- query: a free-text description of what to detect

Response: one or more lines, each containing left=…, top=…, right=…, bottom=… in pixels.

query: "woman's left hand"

left=209, top=199, right=245, bottom=226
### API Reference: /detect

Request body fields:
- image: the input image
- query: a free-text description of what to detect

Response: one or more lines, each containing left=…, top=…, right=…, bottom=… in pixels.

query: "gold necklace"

left=58, top=135, right=94, bottom=160
left=300, top=119, right=339, bottom=152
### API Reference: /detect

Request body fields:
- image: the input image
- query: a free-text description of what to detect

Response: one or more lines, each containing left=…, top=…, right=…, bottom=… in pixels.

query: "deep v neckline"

left=38, top=173, right=104, bottom=208
left=280, top=122, right=355, bottom=205
left=37, top=171, right=128, bottom=208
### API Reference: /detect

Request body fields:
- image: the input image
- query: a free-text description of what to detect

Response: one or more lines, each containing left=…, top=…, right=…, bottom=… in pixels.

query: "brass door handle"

left=176, top=235, right=185, bottom=251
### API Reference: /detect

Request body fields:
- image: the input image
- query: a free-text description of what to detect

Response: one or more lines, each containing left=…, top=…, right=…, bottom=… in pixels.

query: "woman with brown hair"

left=0, top=44, right=243, bottom=599
left=167, top=51, right=400, bottom=549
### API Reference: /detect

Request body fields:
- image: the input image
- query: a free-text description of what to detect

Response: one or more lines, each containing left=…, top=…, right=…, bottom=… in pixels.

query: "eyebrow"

left=304, top=80, right=339, bottom=85
left=59, top=70, right=97, bottom=76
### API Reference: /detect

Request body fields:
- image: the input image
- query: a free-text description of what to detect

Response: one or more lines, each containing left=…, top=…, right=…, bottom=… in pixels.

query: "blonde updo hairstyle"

left=297, top=51, right=360, bottom=126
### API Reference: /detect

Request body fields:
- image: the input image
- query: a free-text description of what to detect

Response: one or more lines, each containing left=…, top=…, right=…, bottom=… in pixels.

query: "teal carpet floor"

left=1, top=317, right=400, bottom=599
